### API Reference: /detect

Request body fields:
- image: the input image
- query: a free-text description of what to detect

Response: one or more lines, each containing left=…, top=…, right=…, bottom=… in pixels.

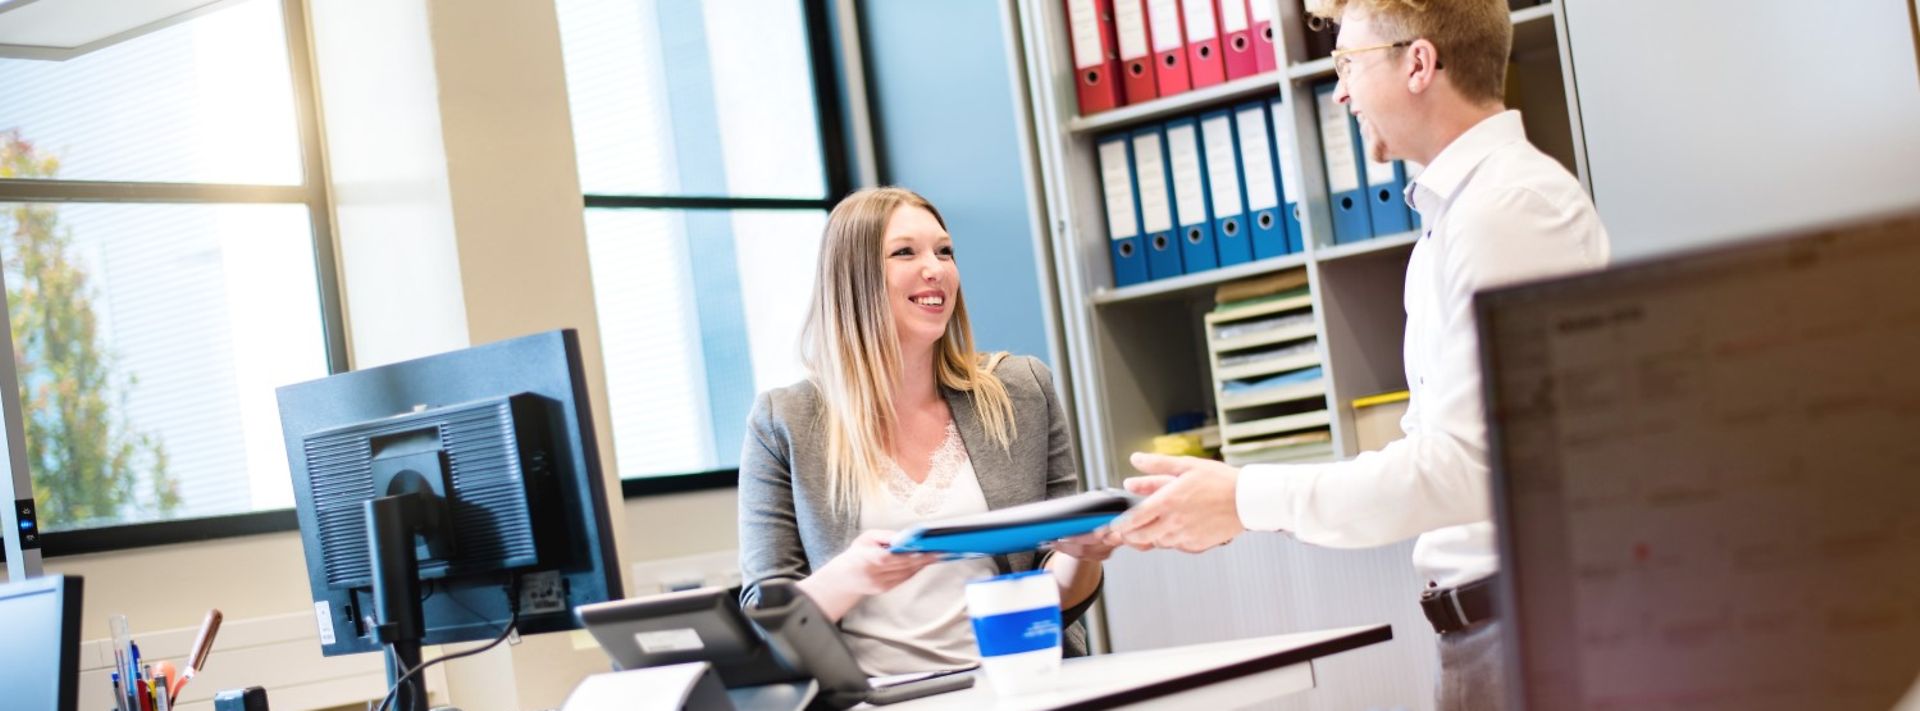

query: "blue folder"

left=1130, top=126, right=1184, bottom=280
left=890, top=490, right=1139, bottom=557
left=1313, top=82, right=1373, bottom=244
left=1268, top=98, right=1305, bottom=254
left=1360, top=135, right=1413, bottom=236
left=1097, top=133, right=1150, bottom=287
left=1199, top=110, right=1253, bottom=266
left=1232, top=102, right=1287, bottom=260
left=1163, top=117, right=1219, bottom=274
left=1190, top=110, right=1251, bottom=267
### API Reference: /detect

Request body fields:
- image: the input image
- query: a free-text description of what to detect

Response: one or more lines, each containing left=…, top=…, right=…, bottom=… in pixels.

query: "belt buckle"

left=1422, top=586, right=1470, bottom=632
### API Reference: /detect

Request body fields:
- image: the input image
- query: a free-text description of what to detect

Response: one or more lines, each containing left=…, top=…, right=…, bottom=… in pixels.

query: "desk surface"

left=870, top=623, right=1393, bottom=710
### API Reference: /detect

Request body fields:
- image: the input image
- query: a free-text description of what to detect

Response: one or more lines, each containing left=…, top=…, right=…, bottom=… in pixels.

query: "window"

left=0, top=0, right=341, bottom=542
left=555, top=0, right=850, bottom=489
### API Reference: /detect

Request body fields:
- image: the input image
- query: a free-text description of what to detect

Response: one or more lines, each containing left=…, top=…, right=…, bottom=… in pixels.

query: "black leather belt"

left=1420, top=575, right=1498, bottom=634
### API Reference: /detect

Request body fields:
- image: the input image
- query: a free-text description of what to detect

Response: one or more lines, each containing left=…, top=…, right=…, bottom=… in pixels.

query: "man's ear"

left=1406, top=38, right=1441, bottom=94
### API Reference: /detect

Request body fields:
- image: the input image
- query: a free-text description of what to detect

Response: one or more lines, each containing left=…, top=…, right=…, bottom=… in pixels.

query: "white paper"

left=1235, top=106, right=1280, bottom=211
left=1132, top=133, right=1174, bottom=234
left=1166, top=124, right=1208, bottom=226
left=1316, top=90, right=1360, bottom=194
left=1202, top=115, right=1244, bottom=214
left=1146, top=0, right=1185, bottom=53
left=1115, top=0, right=1151, bottom=61
left=1068, top=0, right=1105, bottom=70
left=1099, top=140, right=1140, bottom=241
left=1250, top=0, right=1273, bottom=23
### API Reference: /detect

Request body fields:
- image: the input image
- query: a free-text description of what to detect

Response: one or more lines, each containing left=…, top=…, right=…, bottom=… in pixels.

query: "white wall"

left=1567, top=0, right=1920, bottom=260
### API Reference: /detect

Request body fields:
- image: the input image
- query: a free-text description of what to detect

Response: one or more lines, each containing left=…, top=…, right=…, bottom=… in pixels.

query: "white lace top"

left=839, top=422, right=999, bottom=676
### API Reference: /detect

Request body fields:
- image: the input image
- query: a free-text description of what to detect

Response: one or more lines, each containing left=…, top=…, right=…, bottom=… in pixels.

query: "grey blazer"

left=737, top=355, right=1096, bottom=656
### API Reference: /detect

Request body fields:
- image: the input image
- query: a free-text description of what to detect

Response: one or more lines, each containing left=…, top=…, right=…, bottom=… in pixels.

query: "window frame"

left=4, top=0, right=857, bottom=561
left=591, top=0, right=855, bottom=497
left=0, top=0, right=346, bottom=559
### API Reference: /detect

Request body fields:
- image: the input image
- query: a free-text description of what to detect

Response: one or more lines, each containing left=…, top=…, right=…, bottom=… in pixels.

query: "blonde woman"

left=738, top=187, right=1113, bottom=676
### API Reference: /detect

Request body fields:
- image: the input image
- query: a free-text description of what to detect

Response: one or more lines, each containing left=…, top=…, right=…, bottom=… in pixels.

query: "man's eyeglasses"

left=1331, top=41, right=1412, bottom=80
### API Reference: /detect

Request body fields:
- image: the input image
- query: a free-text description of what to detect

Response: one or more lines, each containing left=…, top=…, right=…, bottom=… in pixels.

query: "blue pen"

left=111, top=672, right=124, bottom=711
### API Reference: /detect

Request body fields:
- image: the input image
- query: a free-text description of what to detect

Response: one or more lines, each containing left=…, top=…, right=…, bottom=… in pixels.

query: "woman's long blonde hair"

left=800, top=187, right=1017, bottom=514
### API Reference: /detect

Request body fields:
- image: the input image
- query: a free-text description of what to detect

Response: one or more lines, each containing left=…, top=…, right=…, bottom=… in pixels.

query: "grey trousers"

left=1435, top=619, right=1509, bottom=711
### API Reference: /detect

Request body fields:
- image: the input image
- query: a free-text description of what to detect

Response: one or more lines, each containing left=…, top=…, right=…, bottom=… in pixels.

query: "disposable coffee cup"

left=965, top=570, right=1063, bottom=696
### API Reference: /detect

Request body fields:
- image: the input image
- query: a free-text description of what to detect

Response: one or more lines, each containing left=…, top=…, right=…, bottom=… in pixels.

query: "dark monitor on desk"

left=0, top=574, right=83, bottom=711
left=276, top=330, right=623, bottom=707
left=1478, top=213, right=1920, bottom=710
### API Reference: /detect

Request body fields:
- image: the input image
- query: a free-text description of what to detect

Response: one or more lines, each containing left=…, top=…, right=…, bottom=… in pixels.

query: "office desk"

left=870, top=624, right=1392, bottom=710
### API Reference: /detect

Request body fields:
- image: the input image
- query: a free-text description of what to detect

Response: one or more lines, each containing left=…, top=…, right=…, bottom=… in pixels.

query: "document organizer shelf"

left=1201, top=267, right=1335, bottom=465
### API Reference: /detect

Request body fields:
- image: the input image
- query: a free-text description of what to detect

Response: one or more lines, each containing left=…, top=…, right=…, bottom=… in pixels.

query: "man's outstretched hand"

left=1106, top=452, right=1248, bottom=553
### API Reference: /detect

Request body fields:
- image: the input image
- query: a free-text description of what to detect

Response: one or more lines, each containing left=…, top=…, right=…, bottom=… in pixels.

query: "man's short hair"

left=1308, top=0, right=1512, bottom=105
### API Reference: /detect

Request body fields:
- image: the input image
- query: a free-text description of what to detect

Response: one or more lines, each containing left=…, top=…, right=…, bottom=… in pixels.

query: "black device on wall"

left=277, top=330, right=623, bottom=711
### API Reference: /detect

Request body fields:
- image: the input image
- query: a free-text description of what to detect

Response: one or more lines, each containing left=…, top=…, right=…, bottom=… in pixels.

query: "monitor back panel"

left=1480, top=214, right=1920, bottom=710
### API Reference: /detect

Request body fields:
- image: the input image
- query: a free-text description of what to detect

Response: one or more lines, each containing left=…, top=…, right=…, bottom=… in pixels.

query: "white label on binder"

left=1146, top=0, right=1184, bottom=53
left=1182, top=0, right=1218, bottom=41
left=1115, top=0, right=1150, bottom=60
left=1133, top=133, right=1174, bottom=233
left=1251, top=0, right=1273, bottom=22
left=1272, top=103, right=1301, bottom=203
left=314, top=601, right=336, bottom=645
left=1068, top=0, right=1105, bottom=70
left=1099, top=140, right=1139, bottom=240
left=1219, top=0, right=1249, bottom=33
left=1202, top=116, right=1243, bottom=214
left=1236, top=106, right=1280, bottom=211
left=1316, top=92, right=1360, bottom=193
left=1167, top=124, right=1208, bottom=224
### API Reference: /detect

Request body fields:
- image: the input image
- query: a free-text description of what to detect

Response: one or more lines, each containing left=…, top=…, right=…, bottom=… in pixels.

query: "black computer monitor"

left=0, top=574, right=83, bottom=711
left=277, top=330, right=623, bottom=708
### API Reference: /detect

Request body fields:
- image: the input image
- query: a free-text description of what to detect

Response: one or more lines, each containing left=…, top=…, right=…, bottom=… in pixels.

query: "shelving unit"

left=1011, top=2, right=1589, bottom=709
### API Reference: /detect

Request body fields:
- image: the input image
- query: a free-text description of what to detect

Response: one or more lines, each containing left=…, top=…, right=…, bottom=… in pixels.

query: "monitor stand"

left=366, top=491, right=441, bottom=711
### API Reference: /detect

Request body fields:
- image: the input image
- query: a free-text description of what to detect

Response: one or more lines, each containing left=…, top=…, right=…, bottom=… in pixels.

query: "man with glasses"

left=1106, top=1, right=1609, bottom=709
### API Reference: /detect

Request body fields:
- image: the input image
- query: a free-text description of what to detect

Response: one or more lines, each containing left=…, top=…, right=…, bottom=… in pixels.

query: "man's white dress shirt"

left=1236, top=111, right=1610, bottom=589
